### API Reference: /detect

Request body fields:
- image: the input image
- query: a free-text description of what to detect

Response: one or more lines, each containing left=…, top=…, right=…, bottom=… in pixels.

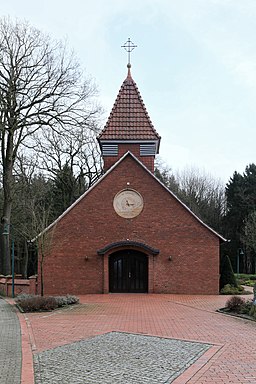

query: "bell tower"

left=97, top=39, right=161, bottom=173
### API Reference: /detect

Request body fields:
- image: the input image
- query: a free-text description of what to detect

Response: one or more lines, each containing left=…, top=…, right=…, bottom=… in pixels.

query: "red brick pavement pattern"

left=18, top=312, right=35, bottom=384
left=25, top=294, right=256, bottom=384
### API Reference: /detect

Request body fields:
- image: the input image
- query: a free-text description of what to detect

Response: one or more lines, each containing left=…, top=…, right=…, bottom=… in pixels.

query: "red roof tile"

left=98, top=68, right=161, bottom=141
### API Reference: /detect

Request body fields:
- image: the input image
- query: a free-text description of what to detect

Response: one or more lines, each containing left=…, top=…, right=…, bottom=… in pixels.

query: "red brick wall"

left=41, top=155, right=220, bottom=295
left=0, top=276, right=37, bottom=297
left=103, top=144, right=155, bottom=172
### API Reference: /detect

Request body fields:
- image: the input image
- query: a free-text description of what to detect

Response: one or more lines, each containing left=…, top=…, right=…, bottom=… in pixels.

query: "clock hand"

left=126, top=200, right=134, bottom=207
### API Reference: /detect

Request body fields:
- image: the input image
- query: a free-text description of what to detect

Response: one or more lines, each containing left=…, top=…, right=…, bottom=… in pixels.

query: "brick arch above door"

left=98, top=241, right=159, bottom=294
left=97, top=240, right=159, bottom=257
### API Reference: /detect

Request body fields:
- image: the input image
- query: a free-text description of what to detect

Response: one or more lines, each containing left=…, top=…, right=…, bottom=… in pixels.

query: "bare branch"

left=0, top=17, right=102, bottom=275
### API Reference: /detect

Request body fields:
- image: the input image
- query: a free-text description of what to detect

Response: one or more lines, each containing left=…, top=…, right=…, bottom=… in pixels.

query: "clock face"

left=113, top=189, right=144, bottom=218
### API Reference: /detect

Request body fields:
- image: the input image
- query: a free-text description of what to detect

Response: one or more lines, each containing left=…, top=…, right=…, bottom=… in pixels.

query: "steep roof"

left=34, top=152, right=226, bottom=242
left=98, top=66, right=161, bottom=141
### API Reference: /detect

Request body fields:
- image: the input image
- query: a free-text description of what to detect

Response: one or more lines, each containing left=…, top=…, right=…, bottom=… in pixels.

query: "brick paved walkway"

left=21, top=293, right=256, bottom=383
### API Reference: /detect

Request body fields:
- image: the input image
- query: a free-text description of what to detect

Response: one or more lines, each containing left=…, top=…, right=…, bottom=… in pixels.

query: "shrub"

left=220, top=284, right=244, bottom=295
left=249, top=304, right=256, bottom=319
left=15, top=294, right=79, bottom=312
left=54, top=295, right=79, bottom=307
left=16, top=296, right=58, bottom=312
left=225, top=296, right=245, bottom=312
left=16, top=293, right=35, bottom=300
left=240, top=300, right=253, bottom=314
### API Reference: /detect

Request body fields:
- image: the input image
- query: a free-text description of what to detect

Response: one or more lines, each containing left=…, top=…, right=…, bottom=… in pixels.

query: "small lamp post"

left=2, top=224, right=15, bottom=298
left=237, top=248, right=244, bottom=276
left=11, top=238, right=15, bottom=298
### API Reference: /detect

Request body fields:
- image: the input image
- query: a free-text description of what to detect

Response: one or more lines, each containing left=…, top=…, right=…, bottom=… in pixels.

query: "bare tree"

left=175, top=166, right=226, bottom=231
left=10, top=152, right=49, bottom=277
left=154, top=158, right=179, bottom=193
left=30, top=199, right=55, bottom=296
left=155, top=161, right=226, bottom=232
left=0, top=18, right=101, bottom=274
left=36, top=126, right=103, bottom=190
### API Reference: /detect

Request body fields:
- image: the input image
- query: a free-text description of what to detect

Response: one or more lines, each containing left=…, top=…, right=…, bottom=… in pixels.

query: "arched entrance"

left=109, top=250, right=148, bottom=293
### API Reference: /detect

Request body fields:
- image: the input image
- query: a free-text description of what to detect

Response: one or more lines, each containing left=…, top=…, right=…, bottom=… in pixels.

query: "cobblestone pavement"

left=0, top=298, right=21, bottom=384
left=24, top=293, right=256, bottom=383
left=34, top=332, right=211, bottom=384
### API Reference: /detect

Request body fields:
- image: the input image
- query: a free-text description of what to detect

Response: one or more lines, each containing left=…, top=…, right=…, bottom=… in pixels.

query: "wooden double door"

left=109, top=250, right=148, bottom=293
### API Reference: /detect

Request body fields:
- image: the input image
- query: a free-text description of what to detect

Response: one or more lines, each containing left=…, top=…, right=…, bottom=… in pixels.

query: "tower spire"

left=98, top=38, right=160, bottom=172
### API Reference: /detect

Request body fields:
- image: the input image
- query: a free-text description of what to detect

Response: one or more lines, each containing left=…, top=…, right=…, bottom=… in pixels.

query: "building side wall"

left=41, top=156, right=220, bottom=295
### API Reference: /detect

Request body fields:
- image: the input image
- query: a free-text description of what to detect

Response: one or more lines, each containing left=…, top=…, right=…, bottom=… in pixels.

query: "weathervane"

left=121, top=38, right=137, bottom=66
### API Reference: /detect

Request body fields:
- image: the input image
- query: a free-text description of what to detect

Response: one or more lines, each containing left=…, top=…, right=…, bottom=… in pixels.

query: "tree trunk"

left=1, top=129, right=14, bottom=276
left=40, top=256, right=44, bottom=296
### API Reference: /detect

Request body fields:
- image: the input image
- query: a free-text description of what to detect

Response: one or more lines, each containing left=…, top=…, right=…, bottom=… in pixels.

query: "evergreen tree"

left=224, top=164, right=256, bottom=273
left=220, top=255, right=238, bottom=289
left=51, top=163, right=86, bottom=218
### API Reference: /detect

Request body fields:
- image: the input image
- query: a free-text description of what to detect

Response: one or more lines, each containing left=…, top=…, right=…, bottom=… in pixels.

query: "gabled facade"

left=38, top=65, right=224, bottom=295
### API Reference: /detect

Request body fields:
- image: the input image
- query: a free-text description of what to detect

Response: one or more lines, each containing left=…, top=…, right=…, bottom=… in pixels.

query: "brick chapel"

left=38, top=62, right=225, bottom=296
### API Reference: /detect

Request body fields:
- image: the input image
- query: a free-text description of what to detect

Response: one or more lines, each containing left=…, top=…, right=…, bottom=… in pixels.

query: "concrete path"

left=0, top=298, right=21, bottom=384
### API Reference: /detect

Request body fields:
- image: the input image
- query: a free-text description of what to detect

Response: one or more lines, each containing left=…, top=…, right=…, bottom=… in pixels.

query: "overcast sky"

left=1, top=0, right=256, bottom=183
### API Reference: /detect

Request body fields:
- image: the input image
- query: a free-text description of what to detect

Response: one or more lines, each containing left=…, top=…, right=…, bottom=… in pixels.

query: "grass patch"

left=236, top=274, right=256, bottom=287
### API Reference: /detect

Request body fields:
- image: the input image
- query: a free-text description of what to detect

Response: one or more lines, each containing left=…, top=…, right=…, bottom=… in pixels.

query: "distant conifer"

left=220, top=255, right=238, bottom=289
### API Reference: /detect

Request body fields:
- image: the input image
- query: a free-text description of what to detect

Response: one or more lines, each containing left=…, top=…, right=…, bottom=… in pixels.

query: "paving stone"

left=24, top=293, right=256, bottom=383
left=0, top=298, right=21, bottom=384
left=34, top=332, right=211, bottom=384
